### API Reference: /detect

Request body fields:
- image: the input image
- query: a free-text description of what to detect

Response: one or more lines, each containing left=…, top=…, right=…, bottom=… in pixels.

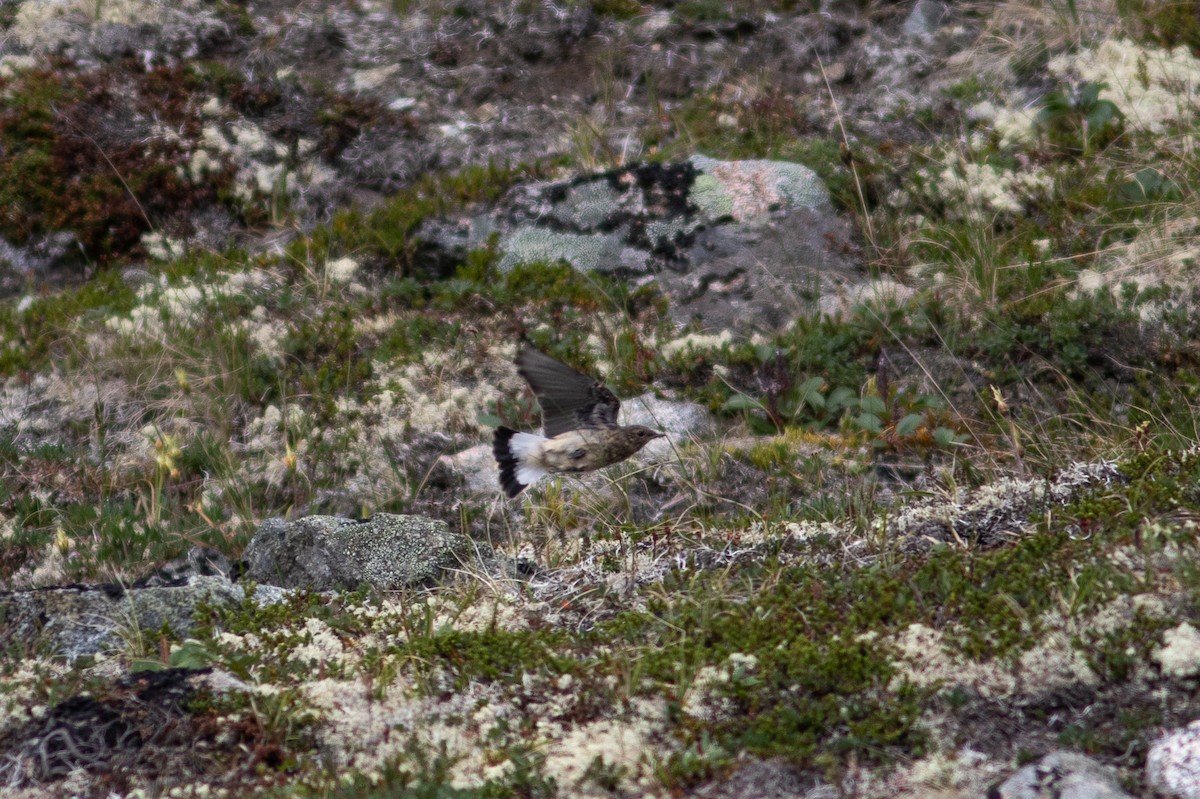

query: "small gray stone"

left=993, top=752, right=1132, bottom=799
left=243, top=513, right=479, bottom=591
left=693, top=757, right=809, bottom=799
left=903, top=0, right=948, bottom=37
left=439, top=442, right=498, bottom=495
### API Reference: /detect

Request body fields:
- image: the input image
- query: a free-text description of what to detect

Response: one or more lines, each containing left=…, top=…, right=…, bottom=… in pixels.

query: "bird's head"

left=624, top=425, right=666, bottom=452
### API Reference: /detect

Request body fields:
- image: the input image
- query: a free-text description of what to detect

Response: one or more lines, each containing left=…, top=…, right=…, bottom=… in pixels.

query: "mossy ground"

left=4, top=2, right=1200, bottom=797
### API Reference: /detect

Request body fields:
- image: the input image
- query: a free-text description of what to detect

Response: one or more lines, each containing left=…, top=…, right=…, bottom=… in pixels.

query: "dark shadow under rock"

left=0, top=668, right=261, bottom=797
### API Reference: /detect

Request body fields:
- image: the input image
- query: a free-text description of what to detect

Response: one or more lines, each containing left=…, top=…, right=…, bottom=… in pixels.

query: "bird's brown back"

left=516, top=346, right=621, bottom=436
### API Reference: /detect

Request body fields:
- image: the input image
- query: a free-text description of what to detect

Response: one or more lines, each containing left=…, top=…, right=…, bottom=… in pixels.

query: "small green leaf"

left=798, top=376, right=826, bottom=409
left=856, top=413, right=883, bottom=433
left=169, top=640, right=215, bottom=670
left=915, top=394, right=944, bottom=410
left=798, top=375, right=825, bottom=394
left=859, top=395, right=886, bottom=415
left=827, top=386, right=857, bottom=412
left=1078, top=81, right=1104, bottom=107
left=933, top=427, right=964, bottom=446
left=723, top=394, right=762, bottom=412
left=896, top=413, right=925, bottom=437
left=476, top=411, right=503, bottom=429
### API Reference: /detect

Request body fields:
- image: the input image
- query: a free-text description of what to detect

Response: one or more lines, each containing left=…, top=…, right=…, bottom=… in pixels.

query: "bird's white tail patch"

left=509, top=432, right=548, bottom=486
left=493, top=427, right=548, bottom=498
left=507, top=431, right=545, bottom=458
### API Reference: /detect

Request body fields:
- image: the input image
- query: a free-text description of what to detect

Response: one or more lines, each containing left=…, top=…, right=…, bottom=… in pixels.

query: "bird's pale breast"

left=537, top=429, right=610, bottom=473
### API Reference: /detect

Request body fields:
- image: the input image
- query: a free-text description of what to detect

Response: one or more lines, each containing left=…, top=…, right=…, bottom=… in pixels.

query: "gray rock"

left=439, top=442, right=498, bottom=495
left=0, top=575, right=241, bottom=662
left=993, top=752, right=1132, bottom=799
left=0, top=231, right=86, bottom=298
left=621, top=393, right=717, bottom=460
left=1148, top=722, right=1200, bottom=799
left=693, top=757, right=810, bottom=798
left=423, top=158, right=863, bottom=335
left=243, top=513, right=480, bottom=591
left=903, top=0, right=949, bottom=37
left=657, top=206, right=861, bottom=333
left=135, top=545, right=233, bottom=587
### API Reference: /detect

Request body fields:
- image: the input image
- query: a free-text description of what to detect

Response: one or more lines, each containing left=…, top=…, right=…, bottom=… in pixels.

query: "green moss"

left=592, top=564, right=929, bottom=781
left=400, top=628, right=570, bottom=689
left=0, top=270, right=136, bottom=374
left=1117, top=447, right=1200, bottom=524
left=1120, top=0, right=1200, bottom=52
left=943, top=76, right=988, bottom=103
left=745, top=439, right=794, bottom=470
left=972, top=287, right=1146, bottom=383
left=304, top=161, right=556, bottom=271
left=280, top=307, right=374, bottom=419
left=0, top=490, right=241, bottom=583
left=275, top=738, right=555, bottom=798
left=579, top=458, right=1200, bottom=783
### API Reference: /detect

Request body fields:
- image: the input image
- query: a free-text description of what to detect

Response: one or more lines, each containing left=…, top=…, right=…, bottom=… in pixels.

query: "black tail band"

left=492, top=426, right=526, bottom=498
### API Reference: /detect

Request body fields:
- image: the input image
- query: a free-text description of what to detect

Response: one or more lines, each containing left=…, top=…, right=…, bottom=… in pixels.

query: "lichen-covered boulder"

left=243, top=513, right=481, bottom=591
left=422, top=156, right=863, bottom=334
left=0, top=575, right=241, bottom=662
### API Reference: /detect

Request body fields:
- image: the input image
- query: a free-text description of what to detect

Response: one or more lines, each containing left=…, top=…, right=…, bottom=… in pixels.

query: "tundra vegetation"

left=3, top=1, right=1200, bottom=797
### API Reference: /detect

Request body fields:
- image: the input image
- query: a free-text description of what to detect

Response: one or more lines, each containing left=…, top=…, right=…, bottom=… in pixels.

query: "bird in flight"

left=493, top=346, right=665, bottom=498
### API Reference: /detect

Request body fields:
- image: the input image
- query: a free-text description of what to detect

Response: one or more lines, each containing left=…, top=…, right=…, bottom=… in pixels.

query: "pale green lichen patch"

left=689, top=154, right=831, bottom=222
left=498, top=227, right=631, bottom=273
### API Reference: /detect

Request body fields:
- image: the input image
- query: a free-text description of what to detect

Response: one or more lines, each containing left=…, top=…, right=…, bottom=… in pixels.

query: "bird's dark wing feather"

left=516, top=346, right=620, bottom=436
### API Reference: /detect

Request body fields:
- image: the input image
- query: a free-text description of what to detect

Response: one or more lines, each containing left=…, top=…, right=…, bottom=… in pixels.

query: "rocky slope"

left=4, top=1, right=1200, bottom=797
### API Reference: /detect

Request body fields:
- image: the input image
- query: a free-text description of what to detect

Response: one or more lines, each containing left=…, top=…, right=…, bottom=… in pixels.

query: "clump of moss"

left=0, top=63, right=236, bottom=264
left=305, top=161, right=558, bottom=272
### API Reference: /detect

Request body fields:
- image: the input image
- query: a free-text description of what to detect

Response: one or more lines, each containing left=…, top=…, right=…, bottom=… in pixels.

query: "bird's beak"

left=653, top=431, right=666, bottom=438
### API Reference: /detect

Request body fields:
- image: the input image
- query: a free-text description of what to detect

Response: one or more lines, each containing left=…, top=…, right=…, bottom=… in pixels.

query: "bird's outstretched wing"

left=516, top=346, right=620, bottom=437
